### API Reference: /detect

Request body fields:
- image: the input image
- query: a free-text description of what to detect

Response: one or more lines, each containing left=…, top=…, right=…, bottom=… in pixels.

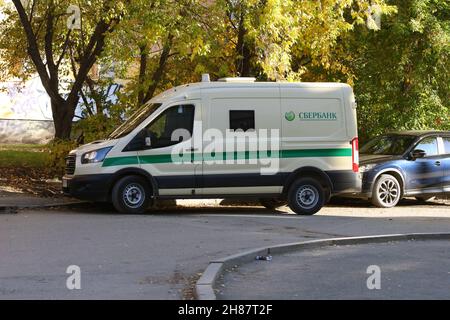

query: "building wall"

left=0, top=76, right=54, bottom=144
left=0, top=119, right=55, bottom=144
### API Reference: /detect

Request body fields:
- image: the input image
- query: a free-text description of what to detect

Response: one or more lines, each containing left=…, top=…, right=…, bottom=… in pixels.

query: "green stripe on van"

left=102, top=148, right=352, bottom=167
left=281, top=148, right=352, bottom=158
left=102, top=156, right=139, bottom=167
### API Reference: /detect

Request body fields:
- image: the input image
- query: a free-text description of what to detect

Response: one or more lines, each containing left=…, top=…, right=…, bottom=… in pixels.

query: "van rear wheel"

left=287, top=178, right=325, bottom=215
left=112, top=175, right=152, bottom=214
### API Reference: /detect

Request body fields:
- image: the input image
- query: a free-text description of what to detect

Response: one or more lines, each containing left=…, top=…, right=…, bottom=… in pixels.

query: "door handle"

left=435, top=161, right=441, bottom=166
left=185, top=147, right=199, bottom=152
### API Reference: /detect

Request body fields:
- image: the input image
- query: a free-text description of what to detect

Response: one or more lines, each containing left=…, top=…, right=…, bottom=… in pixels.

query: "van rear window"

left=229, top=110, right=255, bottom=131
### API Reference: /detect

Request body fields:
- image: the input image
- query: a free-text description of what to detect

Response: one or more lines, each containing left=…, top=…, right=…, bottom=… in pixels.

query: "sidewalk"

left=217, top=238, right=450, bottom=300
left=0, top=191, right=83, bottom=209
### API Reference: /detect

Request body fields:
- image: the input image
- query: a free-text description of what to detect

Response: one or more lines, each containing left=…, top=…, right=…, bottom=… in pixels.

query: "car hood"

left=360, top=154, right=403, bottom=165
left=70, top=139, right=118, bottom=156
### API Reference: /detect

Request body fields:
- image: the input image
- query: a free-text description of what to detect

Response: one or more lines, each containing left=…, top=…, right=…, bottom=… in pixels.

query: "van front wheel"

left=112, top=175, right=152, bottom=214
left=288, top=178, right=325, bottom=215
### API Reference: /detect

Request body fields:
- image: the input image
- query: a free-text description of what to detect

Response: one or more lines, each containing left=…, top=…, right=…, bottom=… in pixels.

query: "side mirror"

left=410, top=149, right=426, bottom=160
left=145, top=136, right=152, bottom=147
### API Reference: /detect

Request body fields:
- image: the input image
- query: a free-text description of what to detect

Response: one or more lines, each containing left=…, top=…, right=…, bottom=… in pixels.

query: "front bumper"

left=63, top=174, right=114, bottom=202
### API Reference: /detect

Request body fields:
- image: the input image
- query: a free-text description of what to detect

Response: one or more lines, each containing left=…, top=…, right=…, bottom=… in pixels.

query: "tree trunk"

left=51, top=99, right=75, bottom=140
left=142, top=34, right=174, bottom=103
left=235, top=11, right=252, bottom=77
left=137, top=44, right=148, bottom=106
left=240, top=42, right=252, bottom=77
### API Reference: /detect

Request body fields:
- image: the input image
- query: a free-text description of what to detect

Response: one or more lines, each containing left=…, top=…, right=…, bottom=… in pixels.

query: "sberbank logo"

left=299, top=112, right=337, bottom=121
left=285, top=111, right=338, bottom=121
left=285, top=111, right=295, bottom=121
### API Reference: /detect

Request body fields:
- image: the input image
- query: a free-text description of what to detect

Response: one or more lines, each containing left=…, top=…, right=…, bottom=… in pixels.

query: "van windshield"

left=108, top=103, right=162, bottom=139
left=360, top=135, right=416, bottom=156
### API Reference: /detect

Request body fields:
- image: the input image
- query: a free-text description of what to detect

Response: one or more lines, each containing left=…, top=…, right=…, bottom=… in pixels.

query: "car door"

left=439, top=135, right=450, bottom=193
left=403, top=136, right=444, bottom=194
left=137, top=102, right=201, bottom=196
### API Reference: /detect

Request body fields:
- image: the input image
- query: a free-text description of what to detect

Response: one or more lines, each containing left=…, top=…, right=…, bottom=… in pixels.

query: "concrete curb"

left=194, top=232, right=450, bottom=300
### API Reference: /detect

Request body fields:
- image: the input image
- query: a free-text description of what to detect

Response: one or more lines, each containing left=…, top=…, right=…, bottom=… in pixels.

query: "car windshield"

left=360, top=135, right=416, bottom=156
left=108, top=103, right=161, bottom=139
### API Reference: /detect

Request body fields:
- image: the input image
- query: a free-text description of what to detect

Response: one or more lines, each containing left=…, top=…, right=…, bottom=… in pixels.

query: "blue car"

left=359, top=131, right=450, bottom=208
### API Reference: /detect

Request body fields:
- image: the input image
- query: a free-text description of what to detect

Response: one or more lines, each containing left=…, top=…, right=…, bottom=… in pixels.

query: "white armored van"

left=63, top=76, right=361, bottom=215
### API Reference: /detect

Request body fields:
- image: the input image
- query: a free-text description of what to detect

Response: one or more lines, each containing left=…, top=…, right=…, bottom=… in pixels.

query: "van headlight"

left=359, top=164, right=377, bottom=173
left=81, top=147, right=113, bottom=164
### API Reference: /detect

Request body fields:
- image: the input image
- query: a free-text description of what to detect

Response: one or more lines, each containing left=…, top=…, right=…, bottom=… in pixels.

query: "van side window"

left=229, top=110, right=255, bottom=131
left=415, top=137, right=438, bottom=156
left=144, top=104, right=195, bottom=149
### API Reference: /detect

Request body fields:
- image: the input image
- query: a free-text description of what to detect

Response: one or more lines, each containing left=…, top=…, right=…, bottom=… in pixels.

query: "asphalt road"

left=0, top=198, right=449, bottom=299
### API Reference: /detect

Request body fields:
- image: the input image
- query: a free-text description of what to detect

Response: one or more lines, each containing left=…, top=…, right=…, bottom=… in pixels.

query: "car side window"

left=144, top=104, right=195, bottom=149
left=229, top=110, right=255, bottom=131
left=415, top=137, right=438, bottom=157
left=443, top=137, right=450, bottom=155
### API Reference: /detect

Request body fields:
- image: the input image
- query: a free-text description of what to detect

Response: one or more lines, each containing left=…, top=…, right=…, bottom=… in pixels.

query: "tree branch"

left=56, top=29, right=72, bottom=68
left=11, top=0, right=62, bottom=103
left=142, top=34, right=174, bottom=103
left=44, top=2, right=58, bottom=83
left=79, top=88, right=94, bottom=116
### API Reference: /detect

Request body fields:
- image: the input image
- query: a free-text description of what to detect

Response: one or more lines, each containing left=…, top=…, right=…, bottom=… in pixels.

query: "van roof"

left=149, top=81, right=352, bottom=104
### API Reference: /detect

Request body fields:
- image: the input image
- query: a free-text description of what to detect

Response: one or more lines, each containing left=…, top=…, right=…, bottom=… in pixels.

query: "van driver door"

left=137, top=101, right=201, bottom=196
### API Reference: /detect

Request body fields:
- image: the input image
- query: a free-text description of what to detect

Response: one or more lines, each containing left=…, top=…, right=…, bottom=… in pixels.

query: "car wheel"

left=415, top=196, right=434, bottom=203
left=288, top=178, right=325, bottom=215
left=112, top=175, right=152, bottom=214
left=371, top=174, right=401, bottom=208
left=259, top=198, right=286, bottom=210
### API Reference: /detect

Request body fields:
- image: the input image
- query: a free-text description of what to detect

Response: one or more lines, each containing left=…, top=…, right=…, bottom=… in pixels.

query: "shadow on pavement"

left=35, top=195, right=449, bottom=216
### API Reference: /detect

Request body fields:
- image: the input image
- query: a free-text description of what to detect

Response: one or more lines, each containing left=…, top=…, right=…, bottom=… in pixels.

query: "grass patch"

left=0, top=149, right=49, bottom=167
left=0, top=144, right=46, bottom=152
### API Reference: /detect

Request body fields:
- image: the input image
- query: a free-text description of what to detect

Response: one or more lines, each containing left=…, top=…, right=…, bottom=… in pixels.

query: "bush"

left=45, top=139, right=78, bottom=175
left=72, top=113, right=120, bottom=144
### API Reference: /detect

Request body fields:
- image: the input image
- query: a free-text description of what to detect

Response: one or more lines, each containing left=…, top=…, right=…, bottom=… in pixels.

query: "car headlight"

left=359, top=164, right=377, bottom=173
left=81, top=147, right=113, bottom=164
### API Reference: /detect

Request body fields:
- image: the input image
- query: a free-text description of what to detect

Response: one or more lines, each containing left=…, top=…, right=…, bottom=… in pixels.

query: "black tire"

left=371, top=174, right=401, bottom=208
left=259, top=198, right=286, bottom=210
left=111, top=175, right=152, bottom=214
left=415, top=196, right=434, bottom=203
left=287, top=178, right=325, bottom=215
left=324, top=188, right=332, bottom=204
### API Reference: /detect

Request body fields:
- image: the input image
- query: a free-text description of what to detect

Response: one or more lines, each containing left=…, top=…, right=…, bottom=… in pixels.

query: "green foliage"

left=0, top=0, right=448, bottom=147
left=72, top=112, right=122, bottom=143
left=342, top=0, right=450, bottom=141
left=45, top=140, right=77, bottom=174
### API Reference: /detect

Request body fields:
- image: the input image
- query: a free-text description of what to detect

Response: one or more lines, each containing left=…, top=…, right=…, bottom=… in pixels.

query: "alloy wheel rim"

left=378, top=179, right=399, bottom=205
